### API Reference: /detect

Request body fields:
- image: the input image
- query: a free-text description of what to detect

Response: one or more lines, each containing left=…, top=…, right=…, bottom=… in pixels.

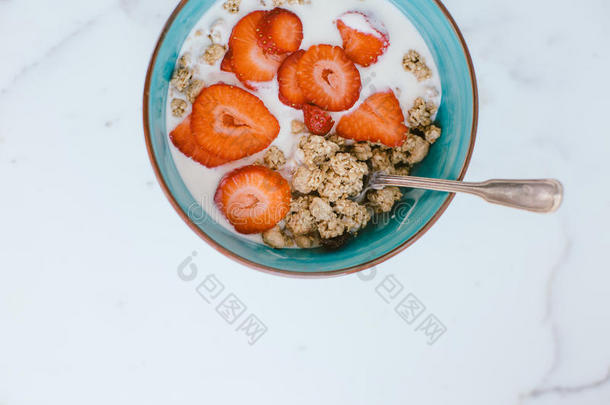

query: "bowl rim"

left=142, top=0, right=479, bottom=279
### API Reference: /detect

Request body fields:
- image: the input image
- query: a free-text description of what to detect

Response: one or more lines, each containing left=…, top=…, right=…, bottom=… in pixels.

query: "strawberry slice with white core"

left=191, top=84, right=280, bottom=161
left=229, top=11, right=285, bottom=83
left=215, top=165, right=291, bottom=234
left=297, top=44, right=361, bottom=112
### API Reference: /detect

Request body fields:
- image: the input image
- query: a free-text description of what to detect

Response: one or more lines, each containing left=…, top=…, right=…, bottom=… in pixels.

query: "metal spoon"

left=355, top=172, right=564, bottom=213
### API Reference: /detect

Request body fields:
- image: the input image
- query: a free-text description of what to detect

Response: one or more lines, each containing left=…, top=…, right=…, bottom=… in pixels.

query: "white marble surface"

left=0, top=0, right=609, bottom=404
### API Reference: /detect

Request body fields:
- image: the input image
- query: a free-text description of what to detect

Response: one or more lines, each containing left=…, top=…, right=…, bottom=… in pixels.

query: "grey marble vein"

left=525, top=367, right=610, bottom=399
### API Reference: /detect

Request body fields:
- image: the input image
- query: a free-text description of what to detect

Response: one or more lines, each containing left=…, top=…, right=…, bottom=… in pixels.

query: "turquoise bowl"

left=143, top=0, right=478, bottom=277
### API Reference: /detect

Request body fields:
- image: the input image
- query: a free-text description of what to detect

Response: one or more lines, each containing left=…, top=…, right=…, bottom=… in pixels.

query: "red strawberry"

left=229, top=11, right=285, bottom=83
left=215, top=165, right=291, bottom=234
left=220, top=48, right=233, bottom=72
left=303, top=104, right=335, bottom=135
left=277, top=50, right=307, bottom=109
left=336, top=90, right=408, bottom=147
left=257, top=8, right=303, bottom=55
left=221, top=49, right=258, bottom=90
left=169, top=116, right=230, bottom=168
left=336, top=12, right=389, bottom=67
left=297, top=44, right=361, bottom=112
left=191, top=84, right=280, bottom=161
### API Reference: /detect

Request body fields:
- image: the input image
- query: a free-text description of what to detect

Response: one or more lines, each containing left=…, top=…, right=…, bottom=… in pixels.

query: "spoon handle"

left=374, top=175, right=564, bottom=213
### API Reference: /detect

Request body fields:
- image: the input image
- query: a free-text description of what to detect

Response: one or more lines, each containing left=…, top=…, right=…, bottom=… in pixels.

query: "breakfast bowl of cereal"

left=143, top=0, right=478, bottom=276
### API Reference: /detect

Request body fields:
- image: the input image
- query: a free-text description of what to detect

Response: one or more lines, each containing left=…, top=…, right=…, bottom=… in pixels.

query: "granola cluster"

left=317, top=152, right=369, bottom=202
left=170, top=54, right=192, bottom=92
left=170, top=17, right=232, bottom=116
left=407, top=97, right=442, bottom=147
left=223, top=0, right=241, bottom=14
left=170, top=54, right=206, bottom=116
left=200, top=19, right=229, bottom=66
left=260, top=146, right=287, bottom=170
left=283, top=195, right=370, bottom=242
left=170, top=98, right=188, bottom=118
left=402, top=49, right=432, bottom=82
left=261, top=99, right=441, bottom=249
left=201, top=43, right=227, bottom=65
left=262, top=225, right=294, bottom=249
left=291, top=119, right=306, bottom=134
left=367, top=187, right=403, bottom=214
left=407, top=97, right=436, bottom=128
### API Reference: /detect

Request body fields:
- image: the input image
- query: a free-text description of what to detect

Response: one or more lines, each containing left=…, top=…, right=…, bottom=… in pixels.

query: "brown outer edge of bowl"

left=142, top=0, right=479, bottom=279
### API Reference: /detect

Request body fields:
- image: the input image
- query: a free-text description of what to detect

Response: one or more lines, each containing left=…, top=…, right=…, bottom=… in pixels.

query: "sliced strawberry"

left=257, top=7, right=303, bottom=55
left=336, top=90, right=408, bottom=147
left=297, top=44, right=361, bottom=112
left=277, top=50, right=307, bottom=109
left=191, top=84, right=280, bottom=161
left=221, top=48, right=259, bottom=90
left=215, top=165, right=291, bottom=234
left=170, top=116, right=230, bottom=168
left=220, top=48, right=234, bottom=73
left=336, top=12, right=389, bottom=67
left=229, top=11, right=285, bottom=83
left=303, top=104, right=335, bottom=135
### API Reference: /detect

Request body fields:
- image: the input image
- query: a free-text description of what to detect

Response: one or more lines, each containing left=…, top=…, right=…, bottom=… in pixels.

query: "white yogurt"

left=166, top=0, right=442, bottom=244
